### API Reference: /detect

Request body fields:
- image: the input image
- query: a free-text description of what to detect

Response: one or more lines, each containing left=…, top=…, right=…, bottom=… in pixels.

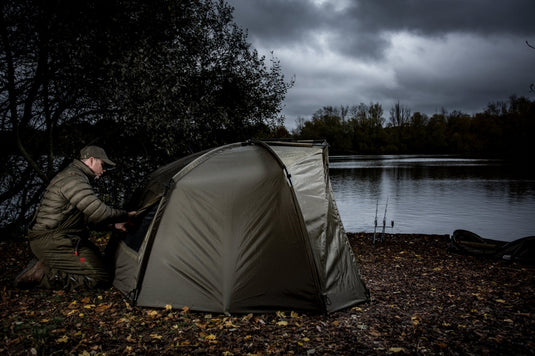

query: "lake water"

left=329, top=155, right=535, bottom=242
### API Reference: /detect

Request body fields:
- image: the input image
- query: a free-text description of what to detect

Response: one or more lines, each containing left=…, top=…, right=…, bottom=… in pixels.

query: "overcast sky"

left=226, top=0, right=535, bottom=129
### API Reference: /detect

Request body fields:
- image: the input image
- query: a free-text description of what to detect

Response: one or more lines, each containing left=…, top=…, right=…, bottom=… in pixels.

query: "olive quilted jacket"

left=31, top=159, right=127, bottom=233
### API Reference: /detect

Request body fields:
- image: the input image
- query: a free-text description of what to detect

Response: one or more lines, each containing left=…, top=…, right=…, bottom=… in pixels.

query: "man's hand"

left=114, top=211, right=137, bottom=232
left=114, top=222, right=129, bottom=232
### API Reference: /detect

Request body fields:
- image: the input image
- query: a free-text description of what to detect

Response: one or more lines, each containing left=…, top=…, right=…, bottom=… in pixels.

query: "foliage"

left=102, top=1, right=292, bottom=159
left=294, top=96, right=535, bottom=157
left=0, top=0, right=292, bottom=236
left=1, top=234, right=534, bottom=354
left=297, top=106, right=351, bottom=154
left=345, top=103, right=386, bottom=154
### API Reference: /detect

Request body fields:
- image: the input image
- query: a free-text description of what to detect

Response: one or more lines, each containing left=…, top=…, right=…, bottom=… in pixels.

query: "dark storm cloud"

left=226, top=0, right=326, bottom=45
left=335, top=0, right=535, bottom=58
left=347, top=0, right=535, bottom=35
left=226, top=0, right=535, bottom=128
left=230, top=0, right=535, bottom=57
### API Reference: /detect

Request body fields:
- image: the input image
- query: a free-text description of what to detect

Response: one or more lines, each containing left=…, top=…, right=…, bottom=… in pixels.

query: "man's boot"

left=14, top=258, right=47, bottom=289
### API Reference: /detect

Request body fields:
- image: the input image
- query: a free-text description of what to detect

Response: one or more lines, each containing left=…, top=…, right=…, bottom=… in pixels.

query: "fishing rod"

left=373, top=197, right=395, bottom=244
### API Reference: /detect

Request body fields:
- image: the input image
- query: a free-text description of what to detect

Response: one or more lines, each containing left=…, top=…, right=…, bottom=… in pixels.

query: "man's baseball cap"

left=80, top=146, right=116, bottom=166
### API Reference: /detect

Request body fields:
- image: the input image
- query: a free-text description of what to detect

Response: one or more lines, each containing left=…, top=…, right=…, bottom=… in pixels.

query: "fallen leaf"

left=205, top=334, right=217, bottom=343
left=224, top=320, right=236, bottom=328
left=56, top=335, right=69, bottom=343
left=389, top=347, right=404, bottom=353
left=369, top=328, right=381, bottom=337
left=95, top=303, right=111, bottom=313
left=242, top=313, right=253, bottom=322
left=146, top=310, right=159, bottom=318
left=436, top=341, right=448, bottom=348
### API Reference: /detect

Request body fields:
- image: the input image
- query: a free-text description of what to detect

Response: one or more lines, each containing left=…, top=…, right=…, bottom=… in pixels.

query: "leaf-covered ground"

left=1, top=233, right=534, bottom=355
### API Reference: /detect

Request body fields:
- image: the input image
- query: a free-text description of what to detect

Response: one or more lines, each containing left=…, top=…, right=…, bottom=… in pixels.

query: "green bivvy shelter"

left=113, top=140, right=369, bottom=313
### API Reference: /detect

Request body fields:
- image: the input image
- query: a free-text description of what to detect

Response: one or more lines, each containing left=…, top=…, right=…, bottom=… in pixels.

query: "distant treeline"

left=291, top=95, right=535, bottom=159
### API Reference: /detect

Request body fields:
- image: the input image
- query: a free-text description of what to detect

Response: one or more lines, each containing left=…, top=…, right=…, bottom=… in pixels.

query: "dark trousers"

left=29, top=234, right=112, bottom=289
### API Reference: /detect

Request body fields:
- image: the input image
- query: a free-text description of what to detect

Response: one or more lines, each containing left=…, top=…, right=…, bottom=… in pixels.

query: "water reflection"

left=329, top=155, right=535, bottom=241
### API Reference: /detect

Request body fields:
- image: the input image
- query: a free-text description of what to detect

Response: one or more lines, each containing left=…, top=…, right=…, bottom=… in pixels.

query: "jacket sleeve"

left=62, top=173, right=128, bottom=225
